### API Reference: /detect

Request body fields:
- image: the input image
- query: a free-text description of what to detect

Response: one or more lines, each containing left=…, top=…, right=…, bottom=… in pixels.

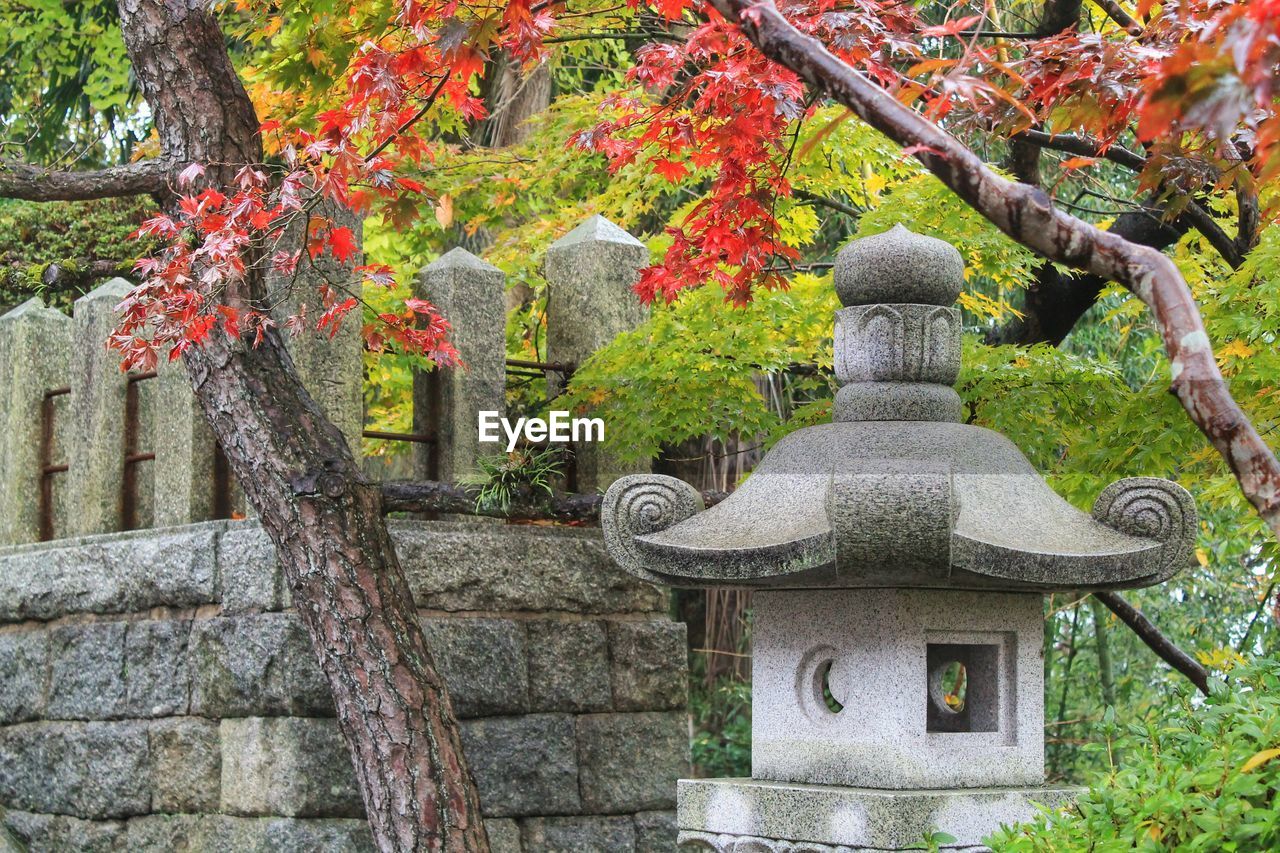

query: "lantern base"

left=676, top=778, right=1079, bottom=851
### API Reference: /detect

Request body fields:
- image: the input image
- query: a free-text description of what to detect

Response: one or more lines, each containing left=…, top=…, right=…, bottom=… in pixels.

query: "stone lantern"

left=601, top=226, right=1196, bottom=851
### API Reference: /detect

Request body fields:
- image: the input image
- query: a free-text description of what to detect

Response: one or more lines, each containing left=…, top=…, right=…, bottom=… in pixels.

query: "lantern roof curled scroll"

left=600, top=226, right=1196, bottom=593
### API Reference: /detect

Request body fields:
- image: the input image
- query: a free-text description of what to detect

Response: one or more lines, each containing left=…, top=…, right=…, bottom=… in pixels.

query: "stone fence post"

left=271, top=201, right=366, bottom=454
left=152, top=358, right=221, bottom=527
left=0, top=298, right=73, bottom=545
left=68, top=278, right=135, bottom=537
left=414, top=248, right=506, bottom=482
left=544, top=214, right=649, bottom=493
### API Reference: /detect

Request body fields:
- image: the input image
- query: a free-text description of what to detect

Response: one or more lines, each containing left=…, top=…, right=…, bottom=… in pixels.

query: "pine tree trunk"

left=115, top=2, right=488, bottom=849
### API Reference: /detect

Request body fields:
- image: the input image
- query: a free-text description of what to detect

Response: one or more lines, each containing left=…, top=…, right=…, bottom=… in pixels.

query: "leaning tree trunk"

left=115, top=2, right=488, bottom=849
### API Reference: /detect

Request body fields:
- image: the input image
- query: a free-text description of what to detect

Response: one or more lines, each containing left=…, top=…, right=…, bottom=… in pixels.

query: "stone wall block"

left=46, top=623, right=126, bottom=720
left=526, top=619, right=612, bottom=712
left=125, top=814, right=377, bottom=852
left=608, top=620, right=688, bottom=711
left=67, top=278, right=134, bottom=536
left=461, top=714, right=580, bottom=817
left=0, top=628, right=47, bottom=724
left=0, top=298, right=72, bottom=545
left=149, top=717, right=221, bottom=813
left=219, top=717, right=363, bottom=818
left=420, top=617, right=528, bottom=718
left=634, top=810, right=678, bottom=853
left=1, top=809, right=125, bottom=852
left=576, top=712, right=690, bottom=814
left=124, top=619, right=192, bottom=717
left=485, top=818, right=523, bottom=853
left=0, top=523, right=220, bottom=623
left=392, top=521, right=665, bottom=615
left=0, top=721, right=151, bottom=819
left=543, top=215, right=650, bottom=492
left=415, top=248, right=506, bottom=481
left=520, top=816, right=636, bottom=852
left=216, top=522, right=285, bottom=613
left=191, top=613, right=333, bottom=717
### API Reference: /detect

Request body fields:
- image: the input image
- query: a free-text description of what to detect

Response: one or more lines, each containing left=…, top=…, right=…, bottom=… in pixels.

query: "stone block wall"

left=0, top=520, right=690, bottom=852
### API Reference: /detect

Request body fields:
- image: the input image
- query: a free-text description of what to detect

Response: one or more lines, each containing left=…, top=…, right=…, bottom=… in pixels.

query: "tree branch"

left=1011, top=129, right=1147, bottom=172
left=986, top=205, right=1187, bottom=346
left=0, top=159, right=170, bottom=201
left=1088, top=0, right=1142, bottom=35
left=380, top=479, right=727, bottom=522
left=711, top=0, right=1280, bottom=536
left=1095, top=591, right=1210, bottom=695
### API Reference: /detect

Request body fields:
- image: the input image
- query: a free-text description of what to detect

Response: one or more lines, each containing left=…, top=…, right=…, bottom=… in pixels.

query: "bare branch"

left=1088, top=0, right=1143, bottom=35
left=0, top=159, right=170, bottom=201
left=1095, top=591, right=1210, bottom=695
left=711, top=0, right=1280, bottom=536
left=1012, top=129, right=1147, bottom=172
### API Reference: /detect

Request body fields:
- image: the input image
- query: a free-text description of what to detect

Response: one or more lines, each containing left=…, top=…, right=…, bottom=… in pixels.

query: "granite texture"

left=67, top=279, right=134, bottom=537
left=751, top=588, right=1044, bottom=790
left=602, top=422, right=1195, bottom=592
left=833, top=225, right=964, bottom=308
left=219, top=717, right=364, bottom=818
left=577, top=711, right=689, bottom=814
left=677, top=778, right=1079, bottom=850
left=833, top=381, right=963, bottom=423
left=461, top=714, right=582, bottom=816
left=419, top=617, right=529, bottom=717
left=190, top=613, right=333, bottom=717
left=833, top=304, right=961, bottom=386
left=270, top=202, right=364, bottom=452
left=521, top=815, right=637, bottom=852
left=0, top=517, right=689, bottom=850
left=151, top=358, right=220, bottom=527
left=415, top=248, right=507, bottom=482
left=0, top=298, right=72, bottom=545
left=609, top=620, right=689, bottom=712
left=527, top=619, right=613, bottom=712
left=544, top=214, right=649, bottom=492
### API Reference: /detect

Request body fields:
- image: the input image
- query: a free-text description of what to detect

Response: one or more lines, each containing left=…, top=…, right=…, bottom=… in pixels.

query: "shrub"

left=992, top=658, right=1280, bottom=851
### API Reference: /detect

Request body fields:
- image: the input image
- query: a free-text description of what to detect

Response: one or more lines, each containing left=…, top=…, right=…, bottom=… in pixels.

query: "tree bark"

left=112, top=1, right=488, bottom=849
left=987, top=207, right=1186, bottom=346
left=709, top=0, right=1280, bottom=539
left=1096, top=591, right=1210, bottom=695
left=0, top=158, right=169, bottom=200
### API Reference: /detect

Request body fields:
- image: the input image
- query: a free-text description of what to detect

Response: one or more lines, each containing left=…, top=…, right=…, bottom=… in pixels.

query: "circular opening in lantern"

left=819, top=659, right=844, bottom=714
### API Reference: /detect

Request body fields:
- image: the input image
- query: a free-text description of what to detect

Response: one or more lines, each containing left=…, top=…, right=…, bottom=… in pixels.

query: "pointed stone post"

left=152, top=359, right=220, bottom=526
left=271, top=202, right=366, bottom=453
left=0, top=299, right=73, bottom=544
left=544, top=215, right=649, bottom=492
left=68, top=278, right=134, bottom=536
left=414, top=248, right=507, bottom=482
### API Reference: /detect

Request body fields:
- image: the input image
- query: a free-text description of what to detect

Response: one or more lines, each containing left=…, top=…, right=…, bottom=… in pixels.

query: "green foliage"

left=992, top=658, right=1280, bottom=851
left=0, top=196, right=155, bottom=309
left=561, top=272, right=838, bottom=464
left=466, top=446, right=566, bottom=512
left=1, top=0, right=139, bottom=162
left=689, top=661, right=753, bottom=779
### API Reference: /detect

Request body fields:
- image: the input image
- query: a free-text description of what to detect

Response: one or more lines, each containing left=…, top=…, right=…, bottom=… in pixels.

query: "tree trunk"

left=115, top=2, right=488, bottom=849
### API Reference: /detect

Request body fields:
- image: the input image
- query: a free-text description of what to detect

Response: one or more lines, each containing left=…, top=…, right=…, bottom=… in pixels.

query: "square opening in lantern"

left=926, top=642, right=1000, bottom=733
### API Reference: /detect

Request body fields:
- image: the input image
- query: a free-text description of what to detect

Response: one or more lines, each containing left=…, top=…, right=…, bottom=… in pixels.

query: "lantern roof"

left=601, top=226, right=1195, bottom=593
